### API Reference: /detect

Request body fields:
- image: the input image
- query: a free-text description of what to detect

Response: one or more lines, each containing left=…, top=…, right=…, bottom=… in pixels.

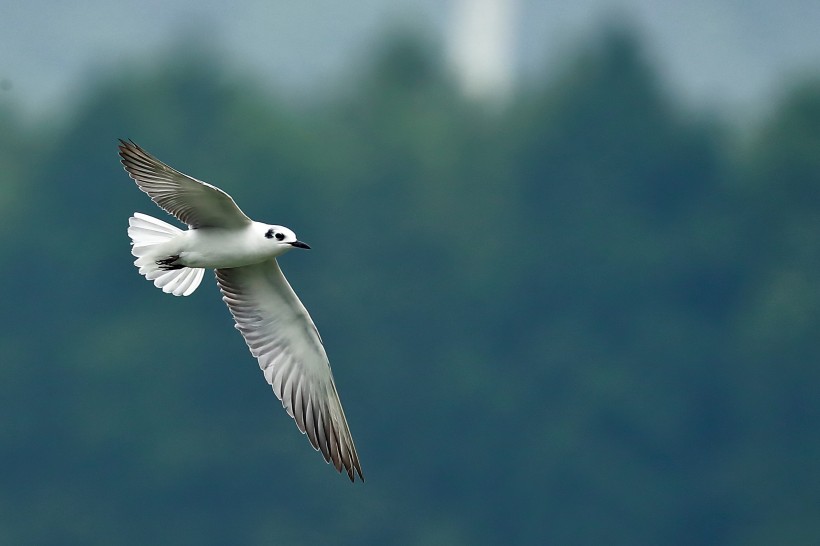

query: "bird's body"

left=146, top=222, right=294, bottom=269
left=119, top=140, right=363, bottom=482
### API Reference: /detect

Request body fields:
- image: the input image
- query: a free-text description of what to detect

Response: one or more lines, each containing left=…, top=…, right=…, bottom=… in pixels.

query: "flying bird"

left=118, top=139, right=363, bottom=482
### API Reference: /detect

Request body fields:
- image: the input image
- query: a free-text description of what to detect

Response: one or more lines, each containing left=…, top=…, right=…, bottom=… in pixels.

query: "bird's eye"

left=275, top=232, right=285, bottom=241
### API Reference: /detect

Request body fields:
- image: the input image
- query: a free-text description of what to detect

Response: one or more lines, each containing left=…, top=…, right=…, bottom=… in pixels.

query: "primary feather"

left=119, top=139, right=252, bottom=229
left=216, top=262, right=364, bottom=481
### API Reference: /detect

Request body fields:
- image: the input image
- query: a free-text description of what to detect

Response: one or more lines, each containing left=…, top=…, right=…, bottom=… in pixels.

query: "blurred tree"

left=724, top=79, right=820, bottom=545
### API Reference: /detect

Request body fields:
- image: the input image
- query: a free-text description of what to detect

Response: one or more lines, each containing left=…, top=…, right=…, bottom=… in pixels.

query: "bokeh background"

left=2, top=1, right=820, bottom=544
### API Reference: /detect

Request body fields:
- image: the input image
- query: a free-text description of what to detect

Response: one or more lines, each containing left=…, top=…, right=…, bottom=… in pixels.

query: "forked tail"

left=128, top=212, right=205, bottom=296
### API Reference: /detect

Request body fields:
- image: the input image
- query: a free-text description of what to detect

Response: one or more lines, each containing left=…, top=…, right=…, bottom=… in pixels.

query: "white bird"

left=119, top=139, right=364, bottom=482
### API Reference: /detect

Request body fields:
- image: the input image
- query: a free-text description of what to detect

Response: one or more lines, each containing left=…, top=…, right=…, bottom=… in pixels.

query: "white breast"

left=178, top=224, right=285, bottom=269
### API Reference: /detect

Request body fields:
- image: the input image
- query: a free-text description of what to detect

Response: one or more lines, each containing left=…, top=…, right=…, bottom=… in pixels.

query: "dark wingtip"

left=346, top=460, right=365, bottom=483
left=118, top=138, right=132, bottom=158
left=118, top=139, right=150, bottom=171
left=117, top=138, right=142, bottom=153
left=339, top=457, right=364, bottom=483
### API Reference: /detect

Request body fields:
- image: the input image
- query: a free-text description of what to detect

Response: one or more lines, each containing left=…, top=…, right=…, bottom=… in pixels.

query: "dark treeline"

left=0, top=26, right=818, bottom=545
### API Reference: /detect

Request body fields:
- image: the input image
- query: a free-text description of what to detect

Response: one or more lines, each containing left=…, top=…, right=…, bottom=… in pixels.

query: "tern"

left=119, top=139, right=363, bottom=481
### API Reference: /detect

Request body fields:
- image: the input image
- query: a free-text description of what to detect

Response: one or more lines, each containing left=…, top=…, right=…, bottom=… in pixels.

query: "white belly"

left=175, top=226, right=281, bottom=269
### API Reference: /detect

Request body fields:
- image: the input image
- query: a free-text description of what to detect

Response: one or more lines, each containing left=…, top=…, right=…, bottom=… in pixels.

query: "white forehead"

left=272, top=225, right=295, bottom=237
left=264, top=225, right=296, bottom=240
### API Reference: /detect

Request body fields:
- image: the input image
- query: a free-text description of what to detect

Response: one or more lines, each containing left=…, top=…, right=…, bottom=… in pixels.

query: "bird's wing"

left=119, top=139, right=252, bottom=229
left=216, top=261, right=364, bottom=482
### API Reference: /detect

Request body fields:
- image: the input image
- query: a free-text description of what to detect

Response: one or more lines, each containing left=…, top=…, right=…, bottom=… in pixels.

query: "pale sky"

left=2, top=0, right=819, bottom=119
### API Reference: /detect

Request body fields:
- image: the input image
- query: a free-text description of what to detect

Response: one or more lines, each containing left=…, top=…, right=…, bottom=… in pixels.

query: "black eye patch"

left=265, top=229, right=275, bottom=239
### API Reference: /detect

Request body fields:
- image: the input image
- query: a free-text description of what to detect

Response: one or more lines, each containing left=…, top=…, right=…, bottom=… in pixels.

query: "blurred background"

left=2, top=1, right=820, bottom=544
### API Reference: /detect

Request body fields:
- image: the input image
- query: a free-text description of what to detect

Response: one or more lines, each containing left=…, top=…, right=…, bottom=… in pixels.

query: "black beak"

left=291, top=240, right=311, bottom=249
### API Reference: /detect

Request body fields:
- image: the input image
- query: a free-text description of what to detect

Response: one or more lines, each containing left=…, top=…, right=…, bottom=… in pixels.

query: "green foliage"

left=0, top=27, right=818, bottom=545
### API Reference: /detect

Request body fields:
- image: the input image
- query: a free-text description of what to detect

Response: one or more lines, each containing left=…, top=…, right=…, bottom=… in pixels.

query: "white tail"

left=128, top=213, right=205, bottom=297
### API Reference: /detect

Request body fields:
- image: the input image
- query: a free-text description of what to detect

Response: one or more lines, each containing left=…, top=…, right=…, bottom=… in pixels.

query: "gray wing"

left=119, top=139, right=252, bottom=229
left=216, top=261, right=364, bottom=482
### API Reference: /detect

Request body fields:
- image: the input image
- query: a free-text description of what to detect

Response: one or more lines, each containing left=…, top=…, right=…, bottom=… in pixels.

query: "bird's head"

left=264, top=225, right=311, bottom=251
